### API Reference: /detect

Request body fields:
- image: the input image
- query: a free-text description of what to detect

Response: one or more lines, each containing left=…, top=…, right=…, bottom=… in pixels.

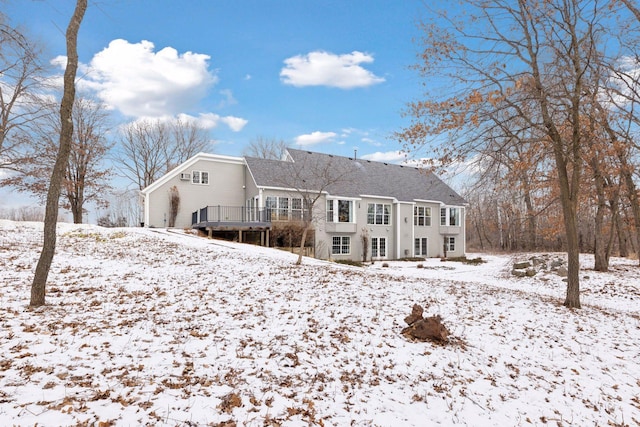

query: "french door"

left=371, top=237, right=387, bottom=260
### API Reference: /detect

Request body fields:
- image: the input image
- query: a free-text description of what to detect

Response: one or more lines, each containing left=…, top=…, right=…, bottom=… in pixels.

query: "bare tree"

left=270, top=152, right=354, bottom=265
left=169, top=116, right=212, bottom=168
left=0, top=205, right=44, bottom=221
left=398, top=0, right=617, bottom=308
left=115, top=117, right=211, bottom=190
left=96, top=188, right=139, bottom=227
left=31, top=0, right=87, bottom=307
left=115, top=119, right=170, bottom=191
left=2, top=96, right=112, bottom=223
left=243, top=136, right=288, bottom=160
left=596, top=4, right=640, bottom=265
left=0, top=12, right=47, bottom=172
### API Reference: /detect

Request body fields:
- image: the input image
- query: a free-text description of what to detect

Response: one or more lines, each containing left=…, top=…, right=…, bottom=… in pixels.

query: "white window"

left=266, top=196, right=277, bottom=209
left=191, top=170, right=209, bottom=185
left=266, top=196, right=305, bottom=221
left=277, top=196, right=289, bottom=220
left=371, top=237, right=387, bottom=259
left=440, top=207, right=460, bottom=226
left=332, top=236, right=350, bottom=255
left=415, top=238, right=428, bottom=256
left=414, top=206, right=431, bottom=226
left=367, top=203, right=390, bottom=225
left=444, top=236, right=455, bottom=252
left=326, top=200, right=334, bottom=222
left=291, top=198, right=303, bottom=220
left=327, top=199, right=353, bottom=223
left=266, top=196, right=277, bottom=221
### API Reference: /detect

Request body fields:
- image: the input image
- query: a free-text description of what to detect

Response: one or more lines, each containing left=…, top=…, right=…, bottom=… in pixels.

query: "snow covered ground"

left=0, top=220, right=638, bottom=426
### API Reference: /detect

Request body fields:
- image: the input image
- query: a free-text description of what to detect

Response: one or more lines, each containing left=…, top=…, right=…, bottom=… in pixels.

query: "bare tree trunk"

left=561, top=192, right=581, bottom=308
left=614, top=205, right=629, bottom=257
left=30, top=0, right=86, bottom=307
left=523, top=189, right=537, bottom=251
left=591, top=160, right=609, bottom=272
left=70, top=185, right=84, bottom=224
left=71, top=204, right=83, bottom=224
left=296, top=224, right=309, bottom=265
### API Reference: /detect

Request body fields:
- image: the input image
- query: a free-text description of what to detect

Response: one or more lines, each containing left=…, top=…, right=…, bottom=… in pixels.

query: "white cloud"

left=217, top=89, right=237, bottom=108
left=80, top=39, right=218, bottom=118
left=220, top=116, right=249, bottom=132
left=607, top=56, right=640, bottom=108
left=294, top=131, right=337, bottom=146
left=361, top=150, right=408, bottom=164
left=280, top=51, right=385, bottom=89
left=178, top=113, right=248, bottom=132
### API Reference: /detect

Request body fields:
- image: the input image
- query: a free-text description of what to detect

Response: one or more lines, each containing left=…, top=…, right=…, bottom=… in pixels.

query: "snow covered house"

left=140, top=148, right=467, bottom=260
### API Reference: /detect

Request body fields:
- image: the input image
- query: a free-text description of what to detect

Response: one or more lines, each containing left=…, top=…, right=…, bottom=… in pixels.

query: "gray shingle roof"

left=245, top=148, right=466, bottom=205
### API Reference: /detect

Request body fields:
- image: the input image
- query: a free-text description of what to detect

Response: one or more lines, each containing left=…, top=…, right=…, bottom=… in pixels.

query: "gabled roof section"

left=141, top=152, right=244, bottom=195
left=246, top=148, right=466, bottom=205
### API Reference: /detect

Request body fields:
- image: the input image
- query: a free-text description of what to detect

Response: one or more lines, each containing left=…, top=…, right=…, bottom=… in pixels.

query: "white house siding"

left=439, top=206, right=465, bottom=258
left=314, top=195, right=357, bottom=261
left=145, top=158, right=246, bottom=228
left=413, top=202, right=438, bottom=258
left=356, top=197, right=395, bottom=262
left=243, top=168, right=260, bottom=207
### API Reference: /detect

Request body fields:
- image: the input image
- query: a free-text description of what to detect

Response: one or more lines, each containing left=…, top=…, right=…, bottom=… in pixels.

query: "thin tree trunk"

left=71, top=192, right=84, bottom=223
left=30, top=0, right=86, bottom=307
left=296, top=224, right=309, bottom=265
left=523, top=189, right=536, bottom=251
left=591, top=160, right=609, bottom=272
left=558, top=177, right=581, bottom=308
left=614, top=206, right=629, bottom=257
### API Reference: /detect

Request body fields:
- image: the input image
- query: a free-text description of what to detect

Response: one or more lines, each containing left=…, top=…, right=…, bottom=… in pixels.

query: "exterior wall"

left=359, top=197, right=396, bottom=261
left=314, top=195, right=356, bottom=261
left=395, top=202, right=414, bottom=259
left=144, top=153, right=467, bottom=258
left=315, top=198, right=467, bottom=262
left=439, top=206, right=466, bottom=258
left=145, top=158, right=246, bottom=228
left=315, top=196, right=399, bottom=262
left=244, top=168, right=260, bottom=204
left=413, top=202, right=442, bottom=258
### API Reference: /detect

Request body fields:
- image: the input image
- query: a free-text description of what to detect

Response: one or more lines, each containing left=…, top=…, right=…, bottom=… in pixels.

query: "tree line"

left=397, top=0, right=640, bottom=308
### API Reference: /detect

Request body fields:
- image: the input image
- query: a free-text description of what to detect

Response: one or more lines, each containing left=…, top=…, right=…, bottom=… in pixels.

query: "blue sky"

left=7, top=0, right=426, bottom=163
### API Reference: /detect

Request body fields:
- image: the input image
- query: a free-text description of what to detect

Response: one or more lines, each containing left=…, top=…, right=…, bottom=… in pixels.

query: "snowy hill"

left=0, top=220, right=638, bottom=426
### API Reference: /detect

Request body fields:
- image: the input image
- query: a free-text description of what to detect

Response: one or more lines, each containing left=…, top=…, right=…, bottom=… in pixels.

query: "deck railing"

left=192, top=205, right=272, bottom=225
